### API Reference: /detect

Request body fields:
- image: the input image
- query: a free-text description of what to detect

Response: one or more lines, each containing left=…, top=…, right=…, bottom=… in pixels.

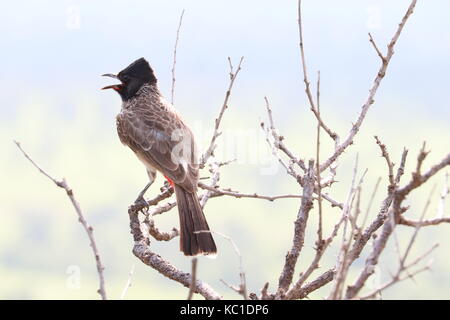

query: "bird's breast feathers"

left=115, top=95, right=199, bottom=191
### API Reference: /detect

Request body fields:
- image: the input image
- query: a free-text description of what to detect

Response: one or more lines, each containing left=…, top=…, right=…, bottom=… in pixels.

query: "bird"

left=102, top=57, right=217, bottom=256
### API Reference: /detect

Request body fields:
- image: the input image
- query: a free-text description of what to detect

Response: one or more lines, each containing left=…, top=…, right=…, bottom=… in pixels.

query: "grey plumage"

left=109, top=61, right=217, bottom=256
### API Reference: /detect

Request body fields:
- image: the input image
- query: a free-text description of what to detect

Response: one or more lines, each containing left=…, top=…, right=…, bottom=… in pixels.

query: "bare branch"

left=397, top=152, right=450, bottom=199
left=328, top=158, right=365, bottom=300
left=171, top=9, right=185, bottom=105
left=346, top=209, right=396, bottom=299
left=398, top=216, right=450, bottom=227
left=250, top=282, right=273, bottom=300
left=315, top=71, right=324, bottom=244
left=360, top=177, right=382, bottom=231
left=287, top=269, right=336, bottom=300
left=277, top=160, right=315, bottom=296
left=400, top=186, right=436, bottom=267
left=14, top=140, right=107, bottom=300
left=320, top=0, right=418, bottom=172
left=262, top=96, right=307, bottom=173
left=320, top=193, right=344, bottom=209
left=198, top=182, right=303, bottom=202
left=210, top=231, right=248, bottom=300
left=199, top=161, right=222, bottom=208
left=374, top=136, right=395, bottom=187
left=187, top=258, right=198, bottom=300
left=201, top=57, right=244, bottom=167
left=360, top=198, right=440, bottom=301
left=298, top=0, right=338, bottom=142
left=286, top=164, right=366, bottom=299
left=120, top=265, right=135, bottom=300
left=347, top=148, right=408, bottom=264
left=130, top=185, right=174, bottom=213
left=395, top=148, right=409, bottom=184
left=436, top=172, right=449, bottom=218
left=128, top=205, right=221, bottom=300
left=359, top=262, right=433, bottom=300
left=262, top=97, right=343, bottom=209
left=368, top=33, right=386, bottom=62
left=286, top=191, right=352, bottom=299
left=345, top=149, right=449, bottom=299
left=148, top=177, right=300, bottom=218
left=145, top=215, right=179, bottom=241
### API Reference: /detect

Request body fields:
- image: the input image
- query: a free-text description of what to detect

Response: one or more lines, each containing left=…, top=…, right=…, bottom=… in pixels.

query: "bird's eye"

left=122, top=75, right=130, bottom=82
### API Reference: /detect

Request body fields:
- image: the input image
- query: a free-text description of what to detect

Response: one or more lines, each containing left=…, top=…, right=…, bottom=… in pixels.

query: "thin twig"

left=171, top=9, right=185, bottom=105
left=401, top=186, right=437, bottom=267
left=120, top=265, right=135, bottom=300
left=197, top=230, right=248, bottom=299
left=320, top=0, right=418, bottom=172
left=285, top=193, right=352, bottom=299
left=436, top=172, right=449, bottom=218
left=328, top=157, right=364, bottom=300
left=200, top=161, right=225, bottom=208
left=201, top=57, right=244, bottom=167
left=397, top=153, right=450, bottom=199
left=345, top=150, right=449, bottom=299
left=360, top=177, right=382, bottom=231
left=262, top=97, right=344, bottom=209
left=398, top=216, right=450, bottom=227
left=288, top=269, right=336, bottom=300
left=187, top=258, right=198, bottom=300
left=359, top=261, right=434, bottom=300
left=14, top=140, right=107, bottom=300
left=315, top=71, right=324, bottom=244
left=198, top=182, right=303, bottom=202
left=375, top=136, right=395, bottom=187
left=347, top=149, right=408, bottom=267
left=298, top=0, right=338, bottom=142
left=368, top=33, right=386, bottom=62
left=262, top=96, right=306, bottom=173
left=359, top=190, right=439, bottom=300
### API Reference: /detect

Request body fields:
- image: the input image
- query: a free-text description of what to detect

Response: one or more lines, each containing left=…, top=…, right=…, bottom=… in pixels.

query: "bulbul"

left=102, top=57, right=217, bottom=256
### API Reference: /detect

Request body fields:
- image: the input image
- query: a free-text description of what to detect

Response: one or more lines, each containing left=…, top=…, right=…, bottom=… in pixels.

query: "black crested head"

left=118, top=58, right=157, bottom=100
left=118, top=58, right=156, bottom=84
left=102, top=57, right=157, bottom=101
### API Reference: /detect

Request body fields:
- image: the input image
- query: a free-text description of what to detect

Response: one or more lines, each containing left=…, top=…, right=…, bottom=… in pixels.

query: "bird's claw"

left=131, top=195, right=149, bottom=214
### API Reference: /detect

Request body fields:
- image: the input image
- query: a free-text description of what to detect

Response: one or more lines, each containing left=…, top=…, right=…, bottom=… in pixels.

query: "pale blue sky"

left=1, top=0, right=449, bottom=123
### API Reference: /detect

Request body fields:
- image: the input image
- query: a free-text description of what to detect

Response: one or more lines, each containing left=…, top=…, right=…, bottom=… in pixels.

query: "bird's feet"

left=160, top=180, right=174, bottom=194
left=135, top=194, right=149, bottom=208
left=129, top=181, right=153, bottom=213
left=129, top=193, right=150, bottom=215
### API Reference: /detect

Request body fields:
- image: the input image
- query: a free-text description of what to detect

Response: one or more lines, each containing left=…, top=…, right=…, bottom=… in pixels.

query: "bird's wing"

left=118, top=109, right=199, bottom=192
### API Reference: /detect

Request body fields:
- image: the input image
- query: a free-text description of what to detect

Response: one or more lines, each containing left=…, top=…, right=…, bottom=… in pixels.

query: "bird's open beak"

left=102, top=73, right=118, bottom=79
left=101, top=73, right=122, bottom=90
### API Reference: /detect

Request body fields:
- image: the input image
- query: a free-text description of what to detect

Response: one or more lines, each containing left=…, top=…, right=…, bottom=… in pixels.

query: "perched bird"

left=102, top=57, right=217, bottom=256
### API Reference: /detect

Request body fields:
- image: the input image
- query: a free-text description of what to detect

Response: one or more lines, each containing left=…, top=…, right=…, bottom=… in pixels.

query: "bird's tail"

left=174, top=184, right=217, bottom=256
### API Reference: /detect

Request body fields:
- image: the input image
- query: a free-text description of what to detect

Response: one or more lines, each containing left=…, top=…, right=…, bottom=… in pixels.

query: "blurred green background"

left=1, top=0, right=449, bottom=299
